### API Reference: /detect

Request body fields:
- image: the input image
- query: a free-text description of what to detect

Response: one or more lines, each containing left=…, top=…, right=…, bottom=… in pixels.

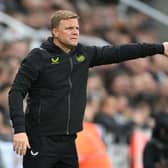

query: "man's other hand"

left=13, top=132, right=31, bottom=156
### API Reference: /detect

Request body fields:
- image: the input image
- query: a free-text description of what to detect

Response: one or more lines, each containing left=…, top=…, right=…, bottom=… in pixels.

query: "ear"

left=52, top=28, right=59, bottom=38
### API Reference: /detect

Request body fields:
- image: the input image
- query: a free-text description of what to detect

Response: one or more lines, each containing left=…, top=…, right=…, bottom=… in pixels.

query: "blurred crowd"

left=1, top=0, right=168, bottom=168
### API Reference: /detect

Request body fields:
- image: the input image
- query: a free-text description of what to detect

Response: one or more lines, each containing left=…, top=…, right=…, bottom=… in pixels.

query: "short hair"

left=50, top=10, right=79, bottom=29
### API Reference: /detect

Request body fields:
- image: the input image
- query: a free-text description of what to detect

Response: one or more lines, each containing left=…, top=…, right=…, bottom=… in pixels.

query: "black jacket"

left=143, top=112, right=168, bottom=168
left=8, top=37, right=164, bottom=136
left=143, top=139, right=168, bottom=168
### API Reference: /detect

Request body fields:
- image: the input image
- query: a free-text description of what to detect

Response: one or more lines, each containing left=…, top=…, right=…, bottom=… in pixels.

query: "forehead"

left=59, top=18, right=79, bottom=27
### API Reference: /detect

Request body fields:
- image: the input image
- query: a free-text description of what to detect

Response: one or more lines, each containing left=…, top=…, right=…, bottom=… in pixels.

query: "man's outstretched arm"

left=87, top=42, right=168, bottom=67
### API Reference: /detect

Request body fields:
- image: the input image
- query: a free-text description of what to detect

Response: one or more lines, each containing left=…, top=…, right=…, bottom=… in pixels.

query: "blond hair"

left=50, top=10, right=79, bottom=29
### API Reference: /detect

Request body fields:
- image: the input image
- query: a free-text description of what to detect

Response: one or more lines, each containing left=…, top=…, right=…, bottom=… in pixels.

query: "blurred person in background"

left=106, top=69, right=132, bottom=97
left=8, top=9, right=168, bottom=168
left=76, top=96, right=112, bottom=168
left=131, top=102, right=153, bottom=129
left=0, top=62, right=9, bottom=85
left=0, top=83, right=11, bottom=124
left=130, top=101, right=153, bottom=168
left=0, top=39, right=31, bottom=59
left=0, top=147, right=5, bottom=168
left=87, top=71, right=107, bottom=104
left=3, top=0, right=75, bottom=30
left=103, top=25, right=136, bottom=45
left=143, top=112, right=168, bottom=168
left=2, top=56, right=21, bottom=84
left=94, top=96, right=133, bottom=143
left=130, top=72, right=158, bottom=109
left=0, top=110, right=12, bottom=141
left=0, top=83, right=13, bottom=141
left=122, top=57, right=150, bottom=75
left=94, top=96, right=118, bottom=134
left=0, top=56, right=21, bottom=86
left=149, top=55, right=168, bottom=83
left=159, top=77, right=168, bottom=98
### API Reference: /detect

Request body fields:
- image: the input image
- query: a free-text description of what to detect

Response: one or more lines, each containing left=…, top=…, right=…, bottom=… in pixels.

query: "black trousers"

left=23, top=134, right=79, bottom=168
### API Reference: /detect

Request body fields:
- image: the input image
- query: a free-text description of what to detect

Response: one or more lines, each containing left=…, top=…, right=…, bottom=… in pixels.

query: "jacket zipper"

left=67, top=57, right=73, bottom=134
left=38, top=100, right=41, bottom=124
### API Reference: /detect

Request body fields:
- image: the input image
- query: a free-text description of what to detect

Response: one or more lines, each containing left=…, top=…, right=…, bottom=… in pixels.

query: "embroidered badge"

left=51, top=57, right=60, bottom=64
left=76, top=54, right=85, bottom=63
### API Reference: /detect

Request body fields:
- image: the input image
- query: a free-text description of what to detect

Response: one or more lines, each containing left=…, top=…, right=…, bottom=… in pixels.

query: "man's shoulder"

left=22, top=48, right=45, bottom=64
left=77, top=43, right=96, bottom=53
left=29, top=47, right=45, bottom=54
left=27, top=47, right=47, bottom=58
left=77, top=43, right=93, bottom=49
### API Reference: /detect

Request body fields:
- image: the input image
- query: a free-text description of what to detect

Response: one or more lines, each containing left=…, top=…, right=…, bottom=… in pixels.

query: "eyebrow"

left=65, top=26, right=79, bottom=29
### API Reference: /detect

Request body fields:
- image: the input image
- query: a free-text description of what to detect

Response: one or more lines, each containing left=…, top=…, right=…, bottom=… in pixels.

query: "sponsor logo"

left=76, top=55, right=85, bottom=63
left=51, top=57, right=60, bottom=64
left=30, top=150, right=39, bottom=156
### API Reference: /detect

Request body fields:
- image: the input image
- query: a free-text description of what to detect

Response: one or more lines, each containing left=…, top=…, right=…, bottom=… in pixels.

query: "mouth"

left=71, top=38, right=78, bottom=40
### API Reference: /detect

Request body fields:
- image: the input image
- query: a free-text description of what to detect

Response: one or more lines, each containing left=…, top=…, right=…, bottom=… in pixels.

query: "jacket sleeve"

left=143, top=142, right=157, bottom=168
left=8, top=48, right=43, bottom=133
left=85, top=43, right=164, bottom=67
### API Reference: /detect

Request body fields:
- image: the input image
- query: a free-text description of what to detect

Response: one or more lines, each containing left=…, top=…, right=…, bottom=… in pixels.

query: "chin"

left=70, top=40, right=78, bottom=46
left=71, top=43, right=78, bottom=47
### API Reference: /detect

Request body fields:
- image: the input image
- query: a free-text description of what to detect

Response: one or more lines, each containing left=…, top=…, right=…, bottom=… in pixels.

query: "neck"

left=53, top=38, right=72, bottom=54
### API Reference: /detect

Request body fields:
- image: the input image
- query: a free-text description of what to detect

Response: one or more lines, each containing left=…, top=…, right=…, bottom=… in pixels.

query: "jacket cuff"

left=14, top=125, right=26, bottom=134
left=157, top=44, right=164, bottom=54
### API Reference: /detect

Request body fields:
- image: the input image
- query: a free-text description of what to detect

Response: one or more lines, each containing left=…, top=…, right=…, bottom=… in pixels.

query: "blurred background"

left=0, top=0, right=168, bottom=168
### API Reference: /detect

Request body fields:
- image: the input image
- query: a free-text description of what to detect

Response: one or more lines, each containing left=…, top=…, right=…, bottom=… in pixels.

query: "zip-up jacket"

left=8, top=37, right=164, bottom=136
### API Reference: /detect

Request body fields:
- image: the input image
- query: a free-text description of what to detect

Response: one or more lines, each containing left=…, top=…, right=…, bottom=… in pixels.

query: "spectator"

left=94, top=96, right=133, bottom=143
left=1, top=39, right=31, bottom=59
left=143, top=112, right=168, bottom=168
left=76, top=99, right=112, bottom=168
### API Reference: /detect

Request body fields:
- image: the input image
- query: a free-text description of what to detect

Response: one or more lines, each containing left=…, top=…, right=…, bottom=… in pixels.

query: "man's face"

left=52, top=18, right=79, bottom=49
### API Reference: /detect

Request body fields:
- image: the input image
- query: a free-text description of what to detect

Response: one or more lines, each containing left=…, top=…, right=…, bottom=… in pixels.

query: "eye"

left=65, top=27, right=79, bottom=30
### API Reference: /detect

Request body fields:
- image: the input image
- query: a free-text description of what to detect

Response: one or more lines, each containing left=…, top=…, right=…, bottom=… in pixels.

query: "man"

left=143, top=112, right=168, bottom=168
left=8, top=10, right=168, bottom=168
